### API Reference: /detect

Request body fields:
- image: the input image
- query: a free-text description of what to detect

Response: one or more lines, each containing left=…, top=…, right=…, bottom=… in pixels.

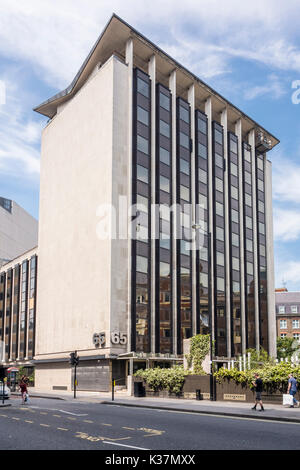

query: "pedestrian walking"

left=251, top=373, right=264, bottom=411
left=19, top=376, right=28, bottom=405
left=287, top=373, right=299, bottom=408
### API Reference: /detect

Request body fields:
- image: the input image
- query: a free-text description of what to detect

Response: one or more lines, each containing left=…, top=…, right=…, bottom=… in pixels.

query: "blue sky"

left=1, top=0, right=300, bottom=289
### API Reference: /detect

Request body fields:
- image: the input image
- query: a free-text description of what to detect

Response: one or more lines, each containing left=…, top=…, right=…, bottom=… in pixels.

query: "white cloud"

left=1, top=0, right=300, bottom=90
left=275, top=259, right=300, bottom=289
left=244, top=74, right=286, bottom=101
left=274, top=207, right=300, bottom=242
left=272, top=154, right=300, bottom=204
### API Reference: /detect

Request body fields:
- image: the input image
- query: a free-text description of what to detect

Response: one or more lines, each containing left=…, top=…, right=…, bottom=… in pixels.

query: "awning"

left=7, top=367, right=19, bottom=373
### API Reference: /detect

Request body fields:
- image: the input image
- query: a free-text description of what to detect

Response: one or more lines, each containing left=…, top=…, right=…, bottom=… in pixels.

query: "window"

left=216, top=202, right=224, bottom=217
left=137, top=135, right=149, bottom=154
left=160, top=147, right=170, bottom=166
left=198, top=143, right=207, bottom=159
left=260, top=244, right=266, bottom=257
left=230, top=140, right=238, bottom=154
left=246, top=239, right=253, bottom=252
left=180, top=185, right=190, bottom=201
left=244, top=149, right=251, bottom=162
left=214, top=129, right=223, bottom=145
left=160, top=262, right=170, bottom=277
left=231, top=209, right=239, bottom=224
left=137, top=78, right=149, bottom=98
left=180, top=132, right=189, bottom=149
left=231, top=186, right=238, bottom=200
left=136, top=195, right=148, bottom=213
left=258, top=200, right=264, bottom=213
left=247, top=262, right=253, bottom=275
left=160, top=175, right=170, bottom=193
left=280, top=319, right=287, bottom=329
left=291, top=306, right=298, bottom=314
left=217, top=277, right=225, bottom=292
left=233, top=281, right=240, bottom=293
left=245, top=194, right=252, bottom=207
left=280, top=333, right=287, bottom=338
left=231, top=163, right=238, bottom=176
left=215, top=177, right=223, bottom=192
left=244, top=172, right=251, bottom=185
left=215, top=154, right=224, bottom=169
left=232, top=233, right=239, bottom=247
left=257, top=159, right=264, bottom=171
left=246, top=216, right=253, bottom=229
left=200, top=247, right=208, bottom=261
left=257, top=179, right=264, bottom=192
left=160, top=120, right=170, bottom=138
left=216, top=227, right=224, bottom=242
left=217, top=252, right=224, bottom=266
left=258, top=223, right=265, bottom=235
left=199, top=195, right=207, bottom=210
left=160, top=93, right=170, bottom=111
left=293, top=333, right=300, bottom=342
left=199, top=169, right=207, bottom=184
left=200, top=273, right=208, bottom=288
left=136, top=256, right=148, bottom=274
left=137, top=106, right=149, bottom=126
left=180, top=107, right=189, bottom=123
left=232, top=257, right=240, bottom=271
left=180, top=159, right=189, bottom=175
left=292, top=320, right=299, bottom=329
left=137, top=165, right=148, bottom=184
left=198, top=118, right=207, bottom=134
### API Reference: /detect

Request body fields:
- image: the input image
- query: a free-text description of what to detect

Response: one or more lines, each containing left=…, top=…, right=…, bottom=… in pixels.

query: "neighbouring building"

left=0, top=197, right=38, bottom=267
left=276, top=289, right=300, bottom=343
left=0, top=14, right=279, bottom=391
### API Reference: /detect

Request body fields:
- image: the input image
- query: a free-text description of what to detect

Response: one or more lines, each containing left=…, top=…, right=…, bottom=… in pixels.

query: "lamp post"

left=192, top=224, right=215, bottom=401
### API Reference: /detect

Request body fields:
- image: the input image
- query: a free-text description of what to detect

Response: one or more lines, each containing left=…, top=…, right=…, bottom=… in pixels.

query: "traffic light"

left=69, top=352, right=79, bottom=366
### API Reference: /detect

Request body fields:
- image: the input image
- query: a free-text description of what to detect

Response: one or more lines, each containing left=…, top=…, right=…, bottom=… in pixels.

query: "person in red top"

left=19, top=376, right=28, bottom=405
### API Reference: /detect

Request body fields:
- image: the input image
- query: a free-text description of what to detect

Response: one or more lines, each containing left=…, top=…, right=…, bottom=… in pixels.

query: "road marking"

left=103, top=441, right=150, bottom=450
left=53, top=415, right=61, bottom=418
left=67, top=417, right=76, bottom=421
left=40, top=412, right=48, bottom=415
left=12, top=417, right=20, bottom=421
left=40, top=424, right=50, bottom=427
left=83, top=420, right=94, bottom=423
left=57, top=427, right=68, bottom=431
left=25, top=420, right=34, bottom=424
left=0, top=414, right=7, bottom=417
left=58, top=410, right=87, bottom=417
left=101, top=423, right=112, bottom=427
left=122, top=427, right=135, bottom=430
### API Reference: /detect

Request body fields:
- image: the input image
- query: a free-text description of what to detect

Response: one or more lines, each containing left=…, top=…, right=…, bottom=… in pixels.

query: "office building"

left=0, top=15, right=278, bottom=391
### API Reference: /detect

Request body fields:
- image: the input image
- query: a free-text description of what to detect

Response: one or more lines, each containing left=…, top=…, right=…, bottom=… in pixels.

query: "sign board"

left=223, top=393, right=246, bottom=401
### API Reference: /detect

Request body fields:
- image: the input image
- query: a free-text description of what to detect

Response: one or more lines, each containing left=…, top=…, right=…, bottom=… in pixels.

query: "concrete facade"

left=0, top=198, right=38, bottom=266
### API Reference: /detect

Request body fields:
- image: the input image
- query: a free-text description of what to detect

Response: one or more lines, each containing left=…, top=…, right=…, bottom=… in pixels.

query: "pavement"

left=10, top=388, right=300, bottom=424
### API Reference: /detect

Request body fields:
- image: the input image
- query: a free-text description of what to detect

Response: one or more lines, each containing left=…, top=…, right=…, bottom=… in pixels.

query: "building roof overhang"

left=34, top=13, right=279, bottom=149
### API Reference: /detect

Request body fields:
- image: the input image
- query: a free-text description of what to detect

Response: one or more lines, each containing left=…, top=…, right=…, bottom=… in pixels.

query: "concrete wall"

left=0, top=202, right=38, bottom=265
left=36, top=55, right=129, bottom=365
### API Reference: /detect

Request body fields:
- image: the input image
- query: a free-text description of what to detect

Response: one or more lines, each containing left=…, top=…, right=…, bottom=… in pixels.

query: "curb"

left=102, top=401, right=300, bottom=425
left=0, top=403, right=12, bottom=407
left=11, top=393, right=65, bottom=401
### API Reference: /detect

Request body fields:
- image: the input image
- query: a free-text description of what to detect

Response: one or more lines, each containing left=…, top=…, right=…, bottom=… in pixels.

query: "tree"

left=277, top=336, right=299, bottom=360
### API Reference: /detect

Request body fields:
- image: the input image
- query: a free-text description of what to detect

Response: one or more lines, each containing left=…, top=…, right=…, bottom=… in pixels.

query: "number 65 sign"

left=93, top=331, right=127, bottom=347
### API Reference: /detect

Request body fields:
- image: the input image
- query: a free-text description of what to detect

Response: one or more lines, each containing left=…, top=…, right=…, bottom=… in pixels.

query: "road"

left=0, top=396, right=300, bottom=450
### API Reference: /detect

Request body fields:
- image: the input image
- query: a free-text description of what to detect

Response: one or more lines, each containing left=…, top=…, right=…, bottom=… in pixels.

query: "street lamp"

left=192, top=224, right=215, bottom=401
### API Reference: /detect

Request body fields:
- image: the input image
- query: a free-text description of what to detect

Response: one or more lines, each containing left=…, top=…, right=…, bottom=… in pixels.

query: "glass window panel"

left=244, top=172, right=251, bottom=184
left=215, top=177, right=223, bottom=192
left=216, top=202, right=224, bottom=217
left=160, top=147, right=170, bottom=166
left=230, top=140, right=238, bottom=154
left=160, top=120, right=170, bottom=138
left=247, top=262, right=253, bottom=275
left=137, top=164, right=148, bottom=184
left=233, top=281, right=240, bottom=293
left=259, top=222, right=265, bottom=235
left=214, top=129, right=223, bottom=145
left=198, top=169, right=207, bottom=185
left=257, top=159, right=264, bottom=171
left=137, top=78, right=149, bottom=98
left=160, top=238, right=170, bottom=250
left=137, top=135, right=149, bottom=154
left=245, top=193, right=252, bottom=207
left=199, top=247, right=208, bottom=261
left=217, top=252, right=224, bottom=266
left=160, top=262, right=170, bottom=277
left=198, top=143, right=207, bottom=159
left=258, top=200, right=264, bottom=213
left=244, top=149, right=251, bottom=162
left=232, top=257, right=240, bottom=271
left=160, top=93, right=170, bottom=111
left=180, top=132, right=190, bottom=149
left=198, top=118, right=207, bottom=134
left=257, top=179, right=264, bottom=192
left=160, top=175, right=170, bottom=193
left=137, top=106, right=149, bottom=126
left=200, top=273, right=208, bottom=288
left=180, top=106, right=189, bottom=123
left=180, top=158, right=190, bottom=175
left=246, top=239, right=253, bottom=252
left=217, top=277, right=225, bottom=291
left=232, top=233, right=239, bottom=247
left=231, top=186, right=238, bottom=200
left=216, top=227, right=224, bottom=241
left=246, top=216, right=253, bottom=229
left=136, top=195, right=148, bottom=213
left=260, top=244, right=266, bottom=256
left=231, top=209, right=239, bottom=224
left=136, top=255, right=148, bottom=274
left=231, top=163, right=238, bottom=176
left=215, top=154, right=224, bottom=169
left=199, top=195, right=207, bottom=210
left=180, top=185, right=190, bottom=201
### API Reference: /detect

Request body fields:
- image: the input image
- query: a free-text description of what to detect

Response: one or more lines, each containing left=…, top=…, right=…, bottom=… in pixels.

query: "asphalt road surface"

left=0, top=396, right=300, bottom=450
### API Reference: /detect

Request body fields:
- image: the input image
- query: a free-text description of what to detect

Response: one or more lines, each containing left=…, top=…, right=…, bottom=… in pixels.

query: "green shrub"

left=214, top=362, right=300, bottom=393
left=134, top=366, right=188, bottom=395
left=185, top=334, right=211, bottom=374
